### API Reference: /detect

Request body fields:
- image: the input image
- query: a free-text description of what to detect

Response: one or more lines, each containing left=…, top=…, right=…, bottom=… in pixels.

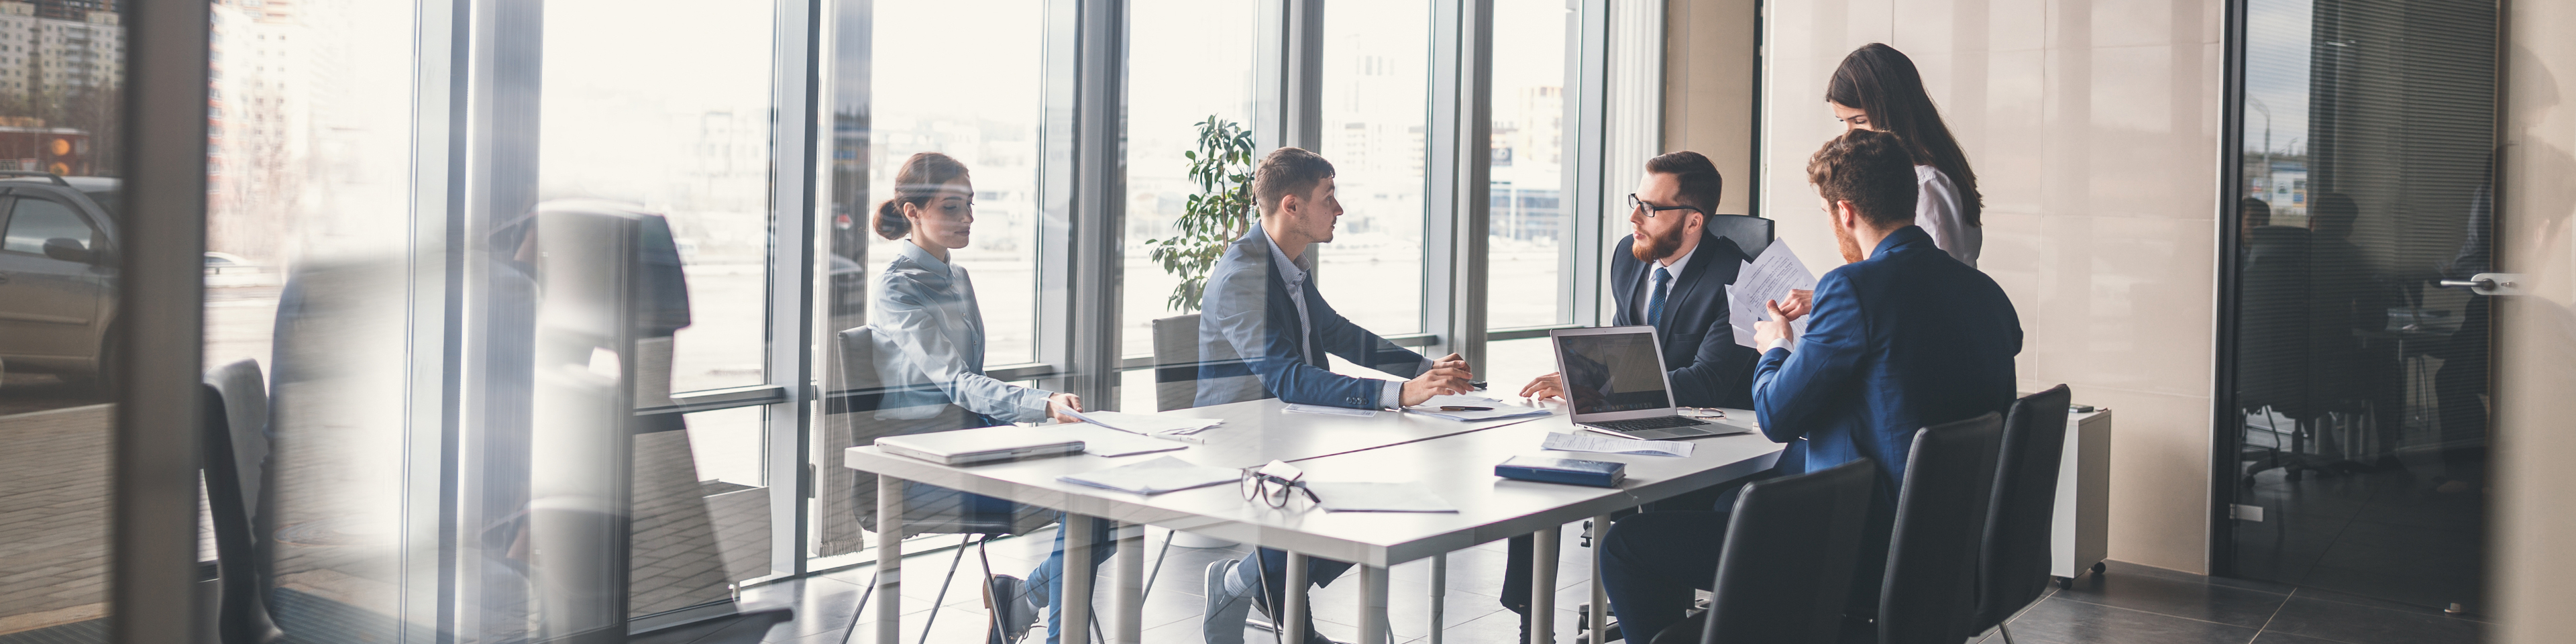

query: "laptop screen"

left=1554, top=329, right=1674, bottom=416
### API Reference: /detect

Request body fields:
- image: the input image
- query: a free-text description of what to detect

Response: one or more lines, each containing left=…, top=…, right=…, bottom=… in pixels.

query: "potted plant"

left=1146, top=116, right=1259, bottom=312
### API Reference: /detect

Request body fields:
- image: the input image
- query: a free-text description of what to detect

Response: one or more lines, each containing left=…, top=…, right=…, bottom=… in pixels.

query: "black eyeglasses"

left=1627, top=193, right=1699, bottom=219
left=1240, top=461, right=1319, bottom=508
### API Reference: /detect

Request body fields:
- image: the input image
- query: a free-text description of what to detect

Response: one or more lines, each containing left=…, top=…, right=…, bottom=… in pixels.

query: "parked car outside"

left=0, top=173, right=119, bottom=391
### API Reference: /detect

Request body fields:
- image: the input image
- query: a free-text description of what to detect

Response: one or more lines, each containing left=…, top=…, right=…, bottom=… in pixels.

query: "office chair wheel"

left=2053, top=576, right=2073, bottom=590
left=2091, top=562, right=2106, bottom=576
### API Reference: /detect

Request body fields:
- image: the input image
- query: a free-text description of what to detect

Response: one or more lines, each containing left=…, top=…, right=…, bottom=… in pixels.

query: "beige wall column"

left=2492, top=0, right=2576, bottom=639
left=1755, top=0, right=2225, bottom=574
left=1663, top=0, right=1760, bottom=215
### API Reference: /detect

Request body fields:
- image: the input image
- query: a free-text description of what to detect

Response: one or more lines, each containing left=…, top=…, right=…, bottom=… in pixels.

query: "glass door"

left=2221, top=0, right=2498, bottom=612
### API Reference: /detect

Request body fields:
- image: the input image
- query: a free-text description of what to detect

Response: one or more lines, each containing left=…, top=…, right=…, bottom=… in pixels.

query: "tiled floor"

left=2226, top=451, right=2486, bottom=611
left=653, top=529, right=2491, bottom=644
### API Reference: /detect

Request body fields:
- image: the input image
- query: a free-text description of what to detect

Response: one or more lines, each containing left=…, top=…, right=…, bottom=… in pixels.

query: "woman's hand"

left=1047, top=392, right=1085, bottom=425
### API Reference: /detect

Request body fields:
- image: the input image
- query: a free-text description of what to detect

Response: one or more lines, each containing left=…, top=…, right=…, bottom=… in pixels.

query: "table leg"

left=1358, top=565, right=1389, bottom=644
left=1062, top=515, right=1097, bottom=644
left=1114, top=523, right=1145, bottom=644
left=1283, top=551, right=1310, bottom=644
left=1429, top=553, right=1447, bottom=644
left=874, top=476, right=904, bottom=644
left=1529, top=527, right=1559, bottom=644
left=1589, top=515, right=1610, bottom=644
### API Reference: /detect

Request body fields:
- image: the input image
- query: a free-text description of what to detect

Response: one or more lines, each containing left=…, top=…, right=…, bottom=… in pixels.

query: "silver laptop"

left=876, top=426, right=1085, bottom=466
left=1550, top=326, right=1752, bottom=440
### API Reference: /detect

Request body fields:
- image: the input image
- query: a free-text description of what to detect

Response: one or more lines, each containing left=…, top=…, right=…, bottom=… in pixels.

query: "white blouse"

left=1915, top=164, right=1980, bottom=267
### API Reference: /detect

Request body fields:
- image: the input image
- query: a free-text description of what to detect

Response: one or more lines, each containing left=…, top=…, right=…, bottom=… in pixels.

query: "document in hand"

left=1403, top=394, right=1552, bottom=422
left=1726, top=237, right=1819, bottom=349
left=1067, top=409, right=1225, bottom=437
left=1540, top=431, right=1694, bottom=457
left=1304, top=482, right=1459, bottom=513
left=1057, top=455, right=1240, bottom=495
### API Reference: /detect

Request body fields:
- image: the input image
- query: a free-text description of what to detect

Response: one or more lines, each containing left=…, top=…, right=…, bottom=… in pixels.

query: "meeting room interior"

left=9, top=0, right=2576, bottom=643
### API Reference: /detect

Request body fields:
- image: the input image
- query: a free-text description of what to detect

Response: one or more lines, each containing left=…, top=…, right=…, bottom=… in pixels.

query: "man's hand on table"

left=1400, top=353, right=1475, bottom=407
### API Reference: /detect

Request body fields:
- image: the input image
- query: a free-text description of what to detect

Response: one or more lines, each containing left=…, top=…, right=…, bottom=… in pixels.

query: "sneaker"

left=1203, top=559, right=1254, bottom=644
left=985, top=574, right=1037, bottom=644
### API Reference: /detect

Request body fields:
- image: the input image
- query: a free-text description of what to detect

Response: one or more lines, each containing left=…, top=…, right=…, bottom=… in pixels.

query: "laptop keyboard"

left=1589, top=416, right=1712, bottom=433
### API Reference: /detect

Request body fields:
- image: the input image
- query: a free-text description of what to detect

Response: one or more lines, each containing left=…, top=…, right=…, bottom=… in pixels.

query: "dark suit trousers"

left=1495, top=478, right=1755, bottom=614
left=1251, top=547, right=1353, bottom=616
left=1600, top=511, right=1731, bottom=643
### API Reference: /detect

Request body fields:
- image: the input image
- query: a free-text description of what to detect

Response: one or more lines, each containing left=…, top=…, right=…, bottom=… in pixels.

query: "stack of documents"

left=1403, top=394, right=1552, bottom=422
left=1725, top=237, right=1819, bottom=348
left=1304, top=482, right=1458, bottom=513
left=1542, top=431, right=1695, bottom=457
left=1067, top=409, right=1224, bottom=439
left=1058, top=455, right=1240, bottom=494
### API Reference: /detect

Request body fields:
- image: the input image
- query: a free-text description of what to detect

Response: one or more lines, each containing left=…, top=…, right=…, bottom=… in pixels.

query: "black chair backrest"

left=831, top=325, right=1048, bottom=537
left=1878, top=412, right=2006, bottom=644
left=1150, top=314, right=1202, bottom=411
left=1972, top=386, right=2074, bottom=631
left=202, top=364, right=282, bottom=644
left=1705, top=214, right=1774, bottom=260
left=1701, top=460, right=1878, bottom=644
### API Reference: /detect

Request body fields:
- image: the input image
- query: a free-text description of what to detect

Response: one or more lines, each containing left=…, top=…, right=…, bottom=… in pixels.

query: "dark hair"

left=1807, top=129, right=1919, bottom=227
left=2238, top=197, right=2272, bottom=227
left=874, top=152, right=971, bottom=240
left=2309, top=192, right=2359, bottom=235
left=1644, top=150, right=1723, bottom=217
left=1252, top=147, right=1336, bottom=215
left=1827, top=43, right=1983, bottom=226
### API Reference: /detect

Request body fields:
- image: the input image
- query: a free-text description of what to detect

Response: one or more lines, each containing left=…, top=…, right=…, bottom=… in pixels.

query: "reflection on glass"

left=1316, top=0, right=1428, bottom=334
left=540, top=0, right=775, bottom=394
left=2227, top=0, right=2496, bottom=610
left=1487, top=0, right=1572, bottom=329
left=1122, top=0, right=1256, bottom=363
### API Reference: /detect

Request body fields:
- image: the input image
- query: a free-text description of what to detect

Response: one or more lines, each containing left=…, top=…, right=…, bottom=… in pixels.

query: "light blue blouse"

left=871, top=241, right=1055, bottom=424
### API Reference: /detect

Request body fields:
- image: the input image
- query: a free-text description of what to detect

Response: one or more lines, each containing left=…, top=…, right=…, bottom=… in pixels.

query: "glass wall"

left=2223, top=0, right=2498, bottom=611
left=1316, top=0, right=1431, bottom=336
left=1119, top=0, right=1258, bottom=413
left=1487, top=0, right=1576, bottom=330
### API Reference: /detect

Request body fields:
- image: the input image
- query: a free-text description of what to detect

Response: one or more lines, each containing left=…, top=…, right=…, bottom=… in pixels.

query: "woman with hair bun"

left=1827, top=42, right=1986, bottom=266
left=866, top=152, right=1099, bottom=644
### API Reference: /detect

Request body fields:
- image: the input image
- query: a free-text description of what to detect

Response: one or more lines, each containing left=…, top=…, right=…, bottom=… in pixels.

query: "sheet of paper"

left=1068, top=409, right=1225, bottom=436
left=1540, top=431, right=1695, bottom=457
left=1402, top=394, right=1552, bottom=422
left=1727, top=239, right=1818, bottom=348
left=1057, top=455, right=1239, bottom=495
left=1305, top=482, right=1460, bottom=513
left=1283, top=404, right=1379, bottom=417
left=1053, top=425, right=1192, bottom=458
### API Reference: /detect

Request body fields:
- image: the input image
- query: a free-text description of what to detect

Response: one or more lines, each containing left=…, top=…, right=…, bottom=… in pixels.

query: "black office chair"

left=1703, top=214, right=1774, bottom=260
left=1150, top=313, right=1267, bottom=411
left=1870, top=412, right=2006, bottom=644
left=1646, top=460, right=1877, bottom=644
left=1970, top=386, right=2073, bottom=643
left=203, top=360, right=282, bottom=644
left=2237, top=225, right=2318, bottom=482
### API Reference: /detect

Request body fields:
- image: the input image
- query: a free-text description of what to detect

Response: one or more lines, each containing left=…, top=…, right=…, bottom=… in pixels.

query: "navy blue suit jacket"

left=1754, top=225, right=2021, bottom=498
left=1196, top=224, right=1432, bottom=409
left=1607, top=231, right=1761, bottom=409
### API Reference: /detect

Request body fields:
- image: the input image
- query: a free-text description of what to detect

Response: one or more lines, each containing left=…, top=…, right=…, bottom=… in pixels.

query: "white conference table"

left=841, top=398, right=1786, bottom=644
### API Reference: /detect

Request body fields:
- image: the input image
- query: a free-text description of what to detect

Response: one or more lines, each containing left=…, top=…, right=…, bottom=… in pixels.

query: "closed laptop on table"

left=876, top=426, right=1085, bottom=466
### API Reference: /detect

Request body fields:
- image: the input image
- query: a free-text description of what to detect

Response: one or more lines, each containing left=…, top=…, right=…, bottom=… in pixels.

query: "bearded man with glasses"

left=1505, top=150, right=1768, bottom=642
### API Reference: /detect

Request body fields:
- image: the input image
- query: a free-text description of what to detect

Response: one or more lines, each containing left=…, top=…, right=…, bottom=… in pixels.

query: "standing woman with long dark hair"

left=1827, top=42, right=1986, bottom=266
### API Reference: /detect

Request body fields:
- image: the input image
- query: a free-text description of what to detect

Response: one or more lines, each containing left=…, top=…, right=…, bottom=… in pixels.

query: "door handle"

left=2438, top=272, right=2525, bottom=297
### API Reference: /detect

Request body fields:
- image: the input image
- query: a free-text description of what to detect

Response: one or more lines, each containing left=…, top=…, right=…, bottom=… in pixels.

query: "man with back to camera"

left=1592, top=129, right=2022, bottom=643
left=1195, top=146, right=1476, bottom=644
left=1505, top=150, right=1764, bottom=639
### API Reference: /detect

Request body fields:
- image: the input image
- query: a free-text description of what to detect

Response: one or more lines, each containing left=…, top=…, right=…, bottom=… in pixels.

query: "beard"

left=1632, top=225, right=1678, bottom=262
left=1833, top=221, right=1866, bottom=264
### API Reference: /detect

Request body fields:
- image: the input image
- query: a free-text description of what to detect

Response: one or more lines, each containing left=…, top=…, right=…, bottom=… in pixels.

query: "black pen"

left=1439, top=405, right=1493, bottom=411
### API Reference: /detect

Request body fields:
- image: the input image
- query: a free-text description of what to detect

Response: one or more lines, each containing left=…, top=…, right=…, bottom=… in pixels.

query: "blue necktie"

left=1648, top=266, right=1672, bottom=327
